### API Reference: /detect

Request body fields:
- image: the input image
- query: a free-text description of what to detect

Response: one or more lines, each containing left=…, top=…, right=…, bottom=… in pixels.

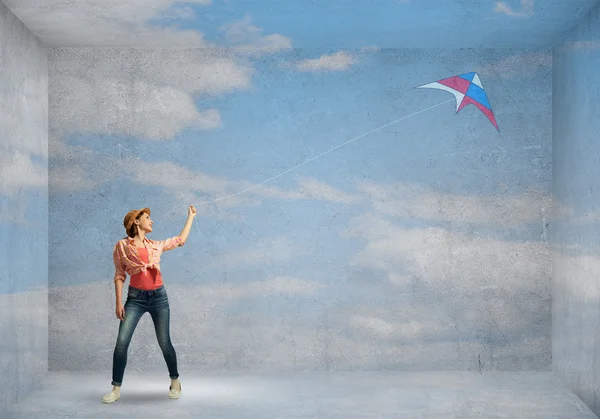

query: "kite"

left=417, top=72, right=499, bottom=131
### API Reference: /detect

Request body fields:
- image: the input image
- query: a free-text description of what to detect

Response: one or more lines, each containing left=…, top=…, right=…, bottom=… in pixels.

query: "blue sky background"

left=44, top=48, right=553, bottom=293
left=41, top=46, right=557, bottom=367
left=46, top=45, right=555, bottom=371
left=3, top=0, right=600, bottom=49
left=0, top=0, right=597, bottom=374
left=4, top=0, right=599, bottom=374
left=147, top=0, right=600, bottom=48
left=0, top=45, right=559, bottom=304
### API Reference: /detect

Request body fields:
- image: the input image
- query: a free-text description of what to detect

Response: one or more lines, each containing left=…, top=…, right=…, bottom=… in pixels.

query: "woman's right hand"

left=116, top=304, right=125, bottom=321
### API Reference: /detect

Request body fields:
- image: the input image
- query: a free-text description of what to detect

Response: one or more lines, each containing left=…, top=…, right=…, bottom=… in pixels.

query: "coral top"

left=112, top=235, right=185, bottom=290
left=130, top=247, right=163, bottom=290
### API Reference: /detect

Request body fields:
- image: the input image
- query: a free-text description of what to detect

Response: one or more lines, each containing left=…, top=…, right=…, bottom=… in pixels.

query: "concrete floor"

left=3, top=371, right=597, bottom=419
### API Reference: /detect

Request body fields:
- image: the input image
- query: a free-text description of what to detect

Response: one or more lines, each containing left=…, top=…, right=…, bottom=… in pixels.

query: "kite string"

left=192, top=98, right=454, bottom=207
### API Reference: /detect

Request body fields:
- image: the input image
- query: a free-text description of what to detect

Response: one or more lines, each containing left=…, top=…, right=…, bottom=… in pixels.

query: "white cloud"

left=49, top=166, right=98, bottom=192
left=203, top=275, right=327, bottom=300
left=0, top=151, right=47, bottom=197
left=161, top=4, right=198, bottom=21
left=293, top=51, right=358, bottom=72
left=0, top=289, right=47, bottom=380
left=220, top=15, right=292, bottom=54
left=50, top=148, right=361, bottom=215
left=124, top=160, right=362, bottom=213
left=54, top=79, right=221, bottom=140
left=50, top=278, right=548, bottom=371
left=49, top=49, right=252, bottom=141
left=554, top=251, right=600, bottom=303
left=4, top=1, right=292, bottom=51
left=0, top=15, right=48, bottom=202
left=554, top=205, right=600, bottom=226
left=350, top=315, right=451, bottom=340
left=494, top=0, right=534, bottom=17
left=549, top=196, right=600, bottom=226
left=293, top=177, right=362, bottom=204
left=0, top=79, right=48, bottom=159
left=361, top=45, right=380, bottom=52
left=0, top=197, right=29, bottom=226
left=344, top=212, right=551, bottom=296
left=575, top=211, right=600, bottom=224
left=216, top=236, right=303, bottom=267
left=3, top=0, right=213, bottom=47
left=251, top=177, right=362, bottom=205
left=123, top=157, right=258, bottom=211
left=388, top=272, right=413, bottom=287
left=356, top=180, right=550, bottom=228
left=47, top=153, right=249, bottom=219
left=552, top=198, right=572, bottom=220
left=335, top=207, right=551, bottom=367
left=556, top=40, right=600, bottom=52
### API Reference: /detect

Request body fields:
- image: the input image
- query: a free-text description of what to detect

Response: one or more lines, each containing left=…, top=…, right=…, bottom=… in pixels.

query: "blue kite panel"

left=459, top=72, right=476, bottom=82
left=465, top=83, right=491, bottom=110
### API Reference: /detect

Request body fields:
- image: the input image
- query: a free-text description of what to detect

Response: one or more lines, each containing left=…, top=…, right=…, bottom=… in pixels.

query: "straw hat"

left=123, top=208, right=150, bottom=233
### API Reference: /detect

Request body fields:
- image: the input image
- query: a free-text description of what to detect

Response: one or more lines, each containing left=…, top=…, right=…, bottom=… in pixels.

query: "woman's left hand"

left=188, top=205, right=197, bottom=218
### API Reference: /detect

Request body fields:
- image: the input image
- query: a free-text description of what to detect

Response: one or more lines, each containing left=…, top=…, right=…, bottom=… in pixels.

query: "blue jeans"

left=111, top=285, right=179, bottom=386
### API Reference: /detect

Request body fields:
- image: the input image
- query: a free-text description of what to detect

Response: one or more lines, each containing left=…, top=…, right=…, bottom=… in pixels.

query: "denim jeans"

left=111, top=285, right=179, bottom=386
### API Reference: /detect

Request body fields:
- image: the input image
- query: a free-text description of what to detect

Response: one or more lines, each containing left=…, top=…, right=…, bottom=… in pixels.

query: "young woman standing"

left=102, top=205, right=196, bottom=404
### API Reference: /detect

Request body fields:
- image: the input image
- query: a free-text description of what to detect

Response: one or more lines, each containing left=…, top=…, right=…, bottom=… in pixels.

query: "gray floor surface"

left=3, top=371, right=597, bottom=418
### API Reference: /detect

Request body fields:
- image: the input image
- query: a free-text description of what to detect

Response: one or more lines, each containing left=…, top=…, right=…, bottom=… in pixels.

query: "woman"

left=102, top=205, right=196, bottom=404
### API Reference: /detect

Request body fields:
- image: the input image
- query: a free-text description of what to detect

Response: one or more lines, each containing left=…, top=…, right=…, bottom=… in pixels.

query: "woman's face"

left=135, top=212, right=153, bottom=233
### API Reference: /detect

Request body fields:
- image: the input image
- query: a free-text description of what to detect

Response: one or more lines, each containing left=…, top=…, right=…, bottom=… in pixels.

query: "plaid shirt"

left=112, top=235, right=184, bottom=283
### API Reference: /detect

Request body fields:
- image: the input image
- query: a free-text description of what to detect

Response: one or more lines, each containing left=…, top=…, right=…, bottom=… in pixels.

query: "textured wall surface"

left=2, top=0, right=600, bottom=48
left=48, top=48, right=552, bottom=376
left=552, top=2, right=600, bottom=416
left=0, top=1, right=48, bottom=415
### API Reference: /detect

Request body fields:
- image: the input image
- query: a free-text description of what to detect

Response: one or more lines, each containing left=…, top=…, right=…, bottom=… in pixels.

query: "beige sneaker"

left=169, top=381, right=181, bottom=399
left=102, top=390, right=120, bottom=404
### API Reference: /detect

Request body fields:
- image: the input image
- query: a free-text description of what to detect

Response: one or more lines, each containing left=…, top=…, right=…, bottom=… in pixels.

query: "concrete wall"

left=0, top=1, right=48, bottom=416
left=47, top=48, right=552, bottom=376
left=552, top=2, right=600, bottom=416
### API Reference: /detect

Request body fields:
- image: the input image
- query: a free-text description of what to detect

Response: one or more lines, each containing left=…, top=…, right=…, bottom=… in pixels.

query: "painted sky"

left=2, top=0, right=600, bottom=48
left=38, top=47, right=560, bottom=370
left=1, top=0, right=599, bottom=373
left=42, top=48, right=552, bottom=290
left=552, top=5, right=600, bottom=259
